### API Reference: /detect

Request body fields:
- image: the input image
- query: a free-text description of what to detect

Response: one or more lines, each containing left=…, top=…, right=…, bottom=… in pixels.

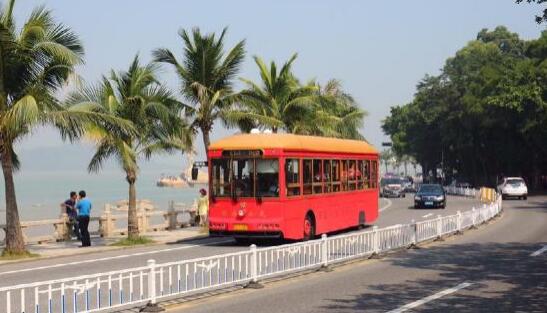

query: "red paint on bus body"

left=207, top=138, right=379, bottom=241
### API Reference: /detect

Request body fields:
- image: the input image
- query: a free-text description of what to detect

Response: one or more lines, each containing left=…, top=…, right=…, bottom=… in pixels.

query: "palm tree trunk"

left=126, top=172, right=139, bottom=239
left=1, top=144, right=26, bottom=254
left=201, top=126, right=211, bottom=153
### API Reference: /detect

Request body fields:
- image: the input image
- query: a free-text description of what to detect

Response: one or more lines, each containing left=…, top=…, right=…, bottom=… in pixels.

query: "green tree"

left=0, top=0, right=122, bottom=254
left=225, top=53, right=317, bottom=133
left=68, top=56, right=189, bottom=239
left=383, top=27, right=547, bottom=188
left=153, top=27, right=245, bottom=153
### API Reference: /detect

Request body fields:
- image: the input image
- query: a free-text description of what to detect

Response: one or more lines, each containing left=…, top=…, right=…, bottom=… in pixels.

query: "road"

left=0, top=195, right=478, bottom=288
left=168, top=196, right=547, bottom=313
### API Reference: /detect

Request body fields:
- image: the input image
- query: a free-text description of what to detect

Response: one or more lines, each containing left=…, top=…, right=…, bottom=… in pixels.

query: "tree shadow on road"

left=320, top=241, right=547, bottom=312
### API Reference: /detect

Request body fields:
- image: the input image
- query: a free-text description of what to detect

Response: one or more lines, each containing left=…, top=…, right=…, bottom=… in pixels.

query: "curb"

left=0, top=233, right=209, bottom=267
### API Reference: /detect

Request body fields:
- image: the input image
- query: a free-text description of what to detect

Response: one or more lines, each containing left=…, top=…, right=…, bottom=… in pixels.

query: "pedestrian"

left=60, top=191, right=80, bottom=240
left=197, top=188, right=209, bottom=227
left=76, top=190, right=92, bottom=247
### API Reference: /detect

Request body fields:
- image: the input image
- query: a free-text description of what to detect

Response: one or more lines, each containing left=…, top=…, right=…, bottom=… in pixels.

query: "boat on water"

left=156, top=174, right=188, bottom=187
left=156, top=152, right=208, bottom=188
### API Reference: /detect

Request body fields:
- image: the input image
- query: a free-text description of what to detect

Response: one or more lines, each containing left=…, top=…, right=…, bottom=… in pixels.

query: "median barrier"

left=0, top=193, right=502, bottom=313
left=479, top=187, right=496, bottom=203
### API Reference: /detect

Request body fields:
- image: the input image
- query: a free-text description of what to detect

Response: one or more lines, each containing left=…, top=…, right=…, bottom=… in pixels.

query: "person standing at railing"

left=76, top=190, right=92, bottom=247
left=60, top=191, right=80, bottom=240
left=197, top=188, right=209, bottom=227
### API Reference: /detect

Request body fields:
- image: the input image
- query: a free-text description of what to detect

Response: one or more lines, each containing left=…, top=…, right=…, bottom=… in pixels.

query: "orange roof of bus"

left=209, top=133, right=378, bottom=155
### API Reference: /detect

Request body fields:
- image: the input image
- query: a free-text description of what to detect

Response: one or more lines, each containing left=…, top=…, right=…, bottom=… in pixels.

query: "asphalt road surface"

left=0, top=195, right=479, bottom=289
left=167, top=196, right=547, bottom=313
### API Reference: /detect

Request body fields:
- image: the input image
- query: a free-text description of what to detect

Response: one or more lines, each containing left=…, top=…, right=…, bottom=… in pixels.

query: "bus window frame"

left=281, top=156, right=378, bottom=199
left=210, top=156, right=280, bottom=199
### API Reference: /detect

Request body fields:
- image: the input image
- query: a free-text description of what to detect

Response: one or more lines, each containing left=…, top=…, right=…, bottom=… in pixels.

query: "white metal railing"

left=0, top=195, right=502, bottom=313
left=444, top=186, right=479, bottom=198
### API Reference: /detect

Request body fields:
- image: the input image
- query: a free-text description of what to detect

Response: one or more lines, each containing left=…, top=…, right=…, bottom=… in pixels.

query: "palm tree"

left=0, top=0, right=101, bottom=254
left=67, top=56, right=190, bottom=239
left=225, top=53, right=317, bottom=133
left=153, top=27, right=245, bottom=153
left=306, top=79, right=367, bottom=139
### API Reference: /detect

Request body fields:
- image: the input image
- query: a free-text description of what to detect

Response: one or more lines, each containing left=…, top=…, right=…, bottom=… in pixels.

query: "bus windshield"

left=211, top=158, right=279, bottom=198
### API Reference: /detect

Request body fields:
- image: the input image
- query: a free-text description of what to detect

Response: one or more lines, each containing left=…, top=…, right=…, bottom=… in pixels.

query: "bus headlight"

left=414, top=196, right=421, bottom=201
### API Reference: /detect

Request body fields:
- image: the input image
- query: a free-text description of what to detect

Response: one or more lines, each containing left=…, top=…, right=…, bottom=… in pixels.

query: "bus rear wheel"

left=303, top=215, right=315, bottom=241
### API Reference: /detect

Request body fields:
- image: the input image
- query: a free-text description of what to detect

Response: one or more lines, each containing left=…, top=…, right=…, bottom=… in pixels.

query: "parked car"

left=497, top=177, right=528, bottom=200
left=414, top=184, right=446, bottom=209
left=380, top=177, right=405, bottom=198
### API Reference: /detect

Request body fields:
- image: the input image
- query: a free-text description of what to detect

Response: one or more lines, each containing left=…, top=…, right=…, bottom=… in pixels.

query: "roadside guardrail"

left=0, top=194, right=502, bottom=313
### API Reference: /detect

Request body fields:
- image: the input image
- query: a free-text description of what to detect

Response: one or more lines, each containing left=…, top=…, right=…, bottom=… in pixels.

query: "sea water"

left=0, top=168, right=201, bottom=224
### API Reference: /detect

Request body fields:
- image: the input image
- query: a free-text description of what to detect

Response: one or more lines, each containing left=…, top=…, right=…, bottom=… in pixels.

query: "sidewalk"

left=0, top=227, right=206, bottom=266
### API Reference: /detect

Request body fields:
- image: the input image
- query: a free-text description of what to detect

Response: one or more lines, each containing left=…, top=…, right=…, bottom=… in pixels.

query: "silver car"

left=380, top=177, right=406, bottom=198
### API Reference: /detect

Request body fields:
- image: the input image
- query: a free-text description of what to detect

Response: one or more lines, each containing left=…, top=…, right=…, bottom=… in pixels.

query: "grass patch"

left=111, top=236, right=155, bottom=246
left=0, top=250, right=39, bottom=260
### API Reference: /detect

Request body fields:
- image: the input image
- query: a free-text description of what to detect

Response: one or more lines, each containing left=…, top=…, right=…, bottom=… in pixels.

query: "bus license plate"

left=233, top=224, right=248, bottom=231
left=425, top=201, right=433, bottom=206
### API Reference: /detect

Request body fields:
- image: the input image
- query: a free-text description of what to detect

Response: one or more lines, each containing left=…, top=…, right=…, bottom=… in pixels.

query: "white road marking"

left=380, top=198, right=393, bottom=212
left=386, top=282, right=473, bottom=313
left=530, top=245, right=547, bottom=257
left=422, top=213, right=433, bottom=218
left=0, top=238, right=233, bottom=276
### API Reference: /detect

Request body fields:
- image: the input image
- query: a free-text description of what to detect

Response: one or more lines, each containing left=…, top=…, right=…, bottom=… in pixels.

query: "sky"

left=8, top=0, right=546, bottom=174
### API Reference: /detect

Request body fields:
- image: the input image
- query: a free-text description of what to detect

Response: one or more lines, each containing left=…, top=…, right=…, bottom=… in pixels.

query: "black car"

left=414, top=184, right=446, bottom=209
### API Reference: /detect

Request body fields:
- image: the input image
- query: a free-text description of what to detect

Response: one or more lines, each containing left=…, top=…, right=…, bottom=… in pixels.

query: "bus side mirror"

left=191, top=167, right=198, bottom=180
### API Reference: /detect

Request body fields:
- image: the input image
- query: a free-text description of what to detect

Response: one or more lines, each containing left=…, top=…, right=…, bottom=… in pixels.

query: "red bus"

left=207, top=133, right=379, bottom=242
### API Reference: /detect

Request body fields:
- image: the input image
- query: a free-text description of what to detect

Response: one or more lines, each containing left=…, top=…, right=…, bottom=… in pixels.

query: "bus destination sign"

left=222, top=150, right=263, bottom=158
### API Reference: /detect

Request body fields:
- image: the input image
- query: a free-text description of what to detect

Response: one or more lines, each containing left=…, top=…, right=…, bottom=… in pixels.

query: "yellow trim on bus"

left=209, top=133, right=378, bottom=155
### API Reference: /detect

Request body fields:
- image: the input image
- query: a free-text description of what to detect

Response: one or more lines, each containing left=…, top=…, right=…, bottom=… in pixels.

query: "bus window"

left=232, top=159, right=254, bottom=197
left=363, top=160, right=370, bottom=188
left=357, top=160, right=364, bottom=189
left=371, top=160, right=378, bottom=188
left=332, top=160, right=341, bottom=192
left=323, top=160, right=332, bottom=193
left=341, top=160, right=349, bottom=191
left=212, top=158, right=231, bottom=197
left=313, top=159, right=323, bottom=194
left=348, top=160, right=357, bottom=191
left=256, top=159, right=279, bottom=197
left=303, top=159, right=313, bottom=195
left=285, top=159, right=301, bottom=196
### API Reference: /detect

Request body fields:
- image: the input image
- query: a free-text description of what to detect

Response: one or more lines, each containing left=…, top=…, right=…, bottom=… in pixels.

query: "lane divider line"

left=386, top=282, right=473, bottom=313
left=530, top=245, right=547, bottom=257
left=0, top=239, right=234, bottom=277
left=379, top=198, right=393, bottom=212
left=422, top=213, right=433, bottom=218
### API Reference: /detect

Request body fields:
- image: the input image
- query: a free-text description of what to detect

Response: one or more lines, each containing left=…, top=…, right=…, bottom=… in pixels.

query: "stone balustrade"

left=0, top=201, right=194, bottom=246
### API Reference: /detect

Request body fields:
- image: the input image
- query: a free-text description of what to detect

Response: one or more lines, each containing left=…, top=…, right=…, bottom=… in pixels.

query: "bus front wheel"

left=303, top=214, right=315, bottom=241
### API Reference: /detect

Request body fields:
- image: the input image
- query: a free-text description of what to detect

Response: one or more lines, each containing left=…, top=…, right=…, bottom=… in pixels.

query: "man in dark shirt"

left=61, top=191, right=80, bottom=240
